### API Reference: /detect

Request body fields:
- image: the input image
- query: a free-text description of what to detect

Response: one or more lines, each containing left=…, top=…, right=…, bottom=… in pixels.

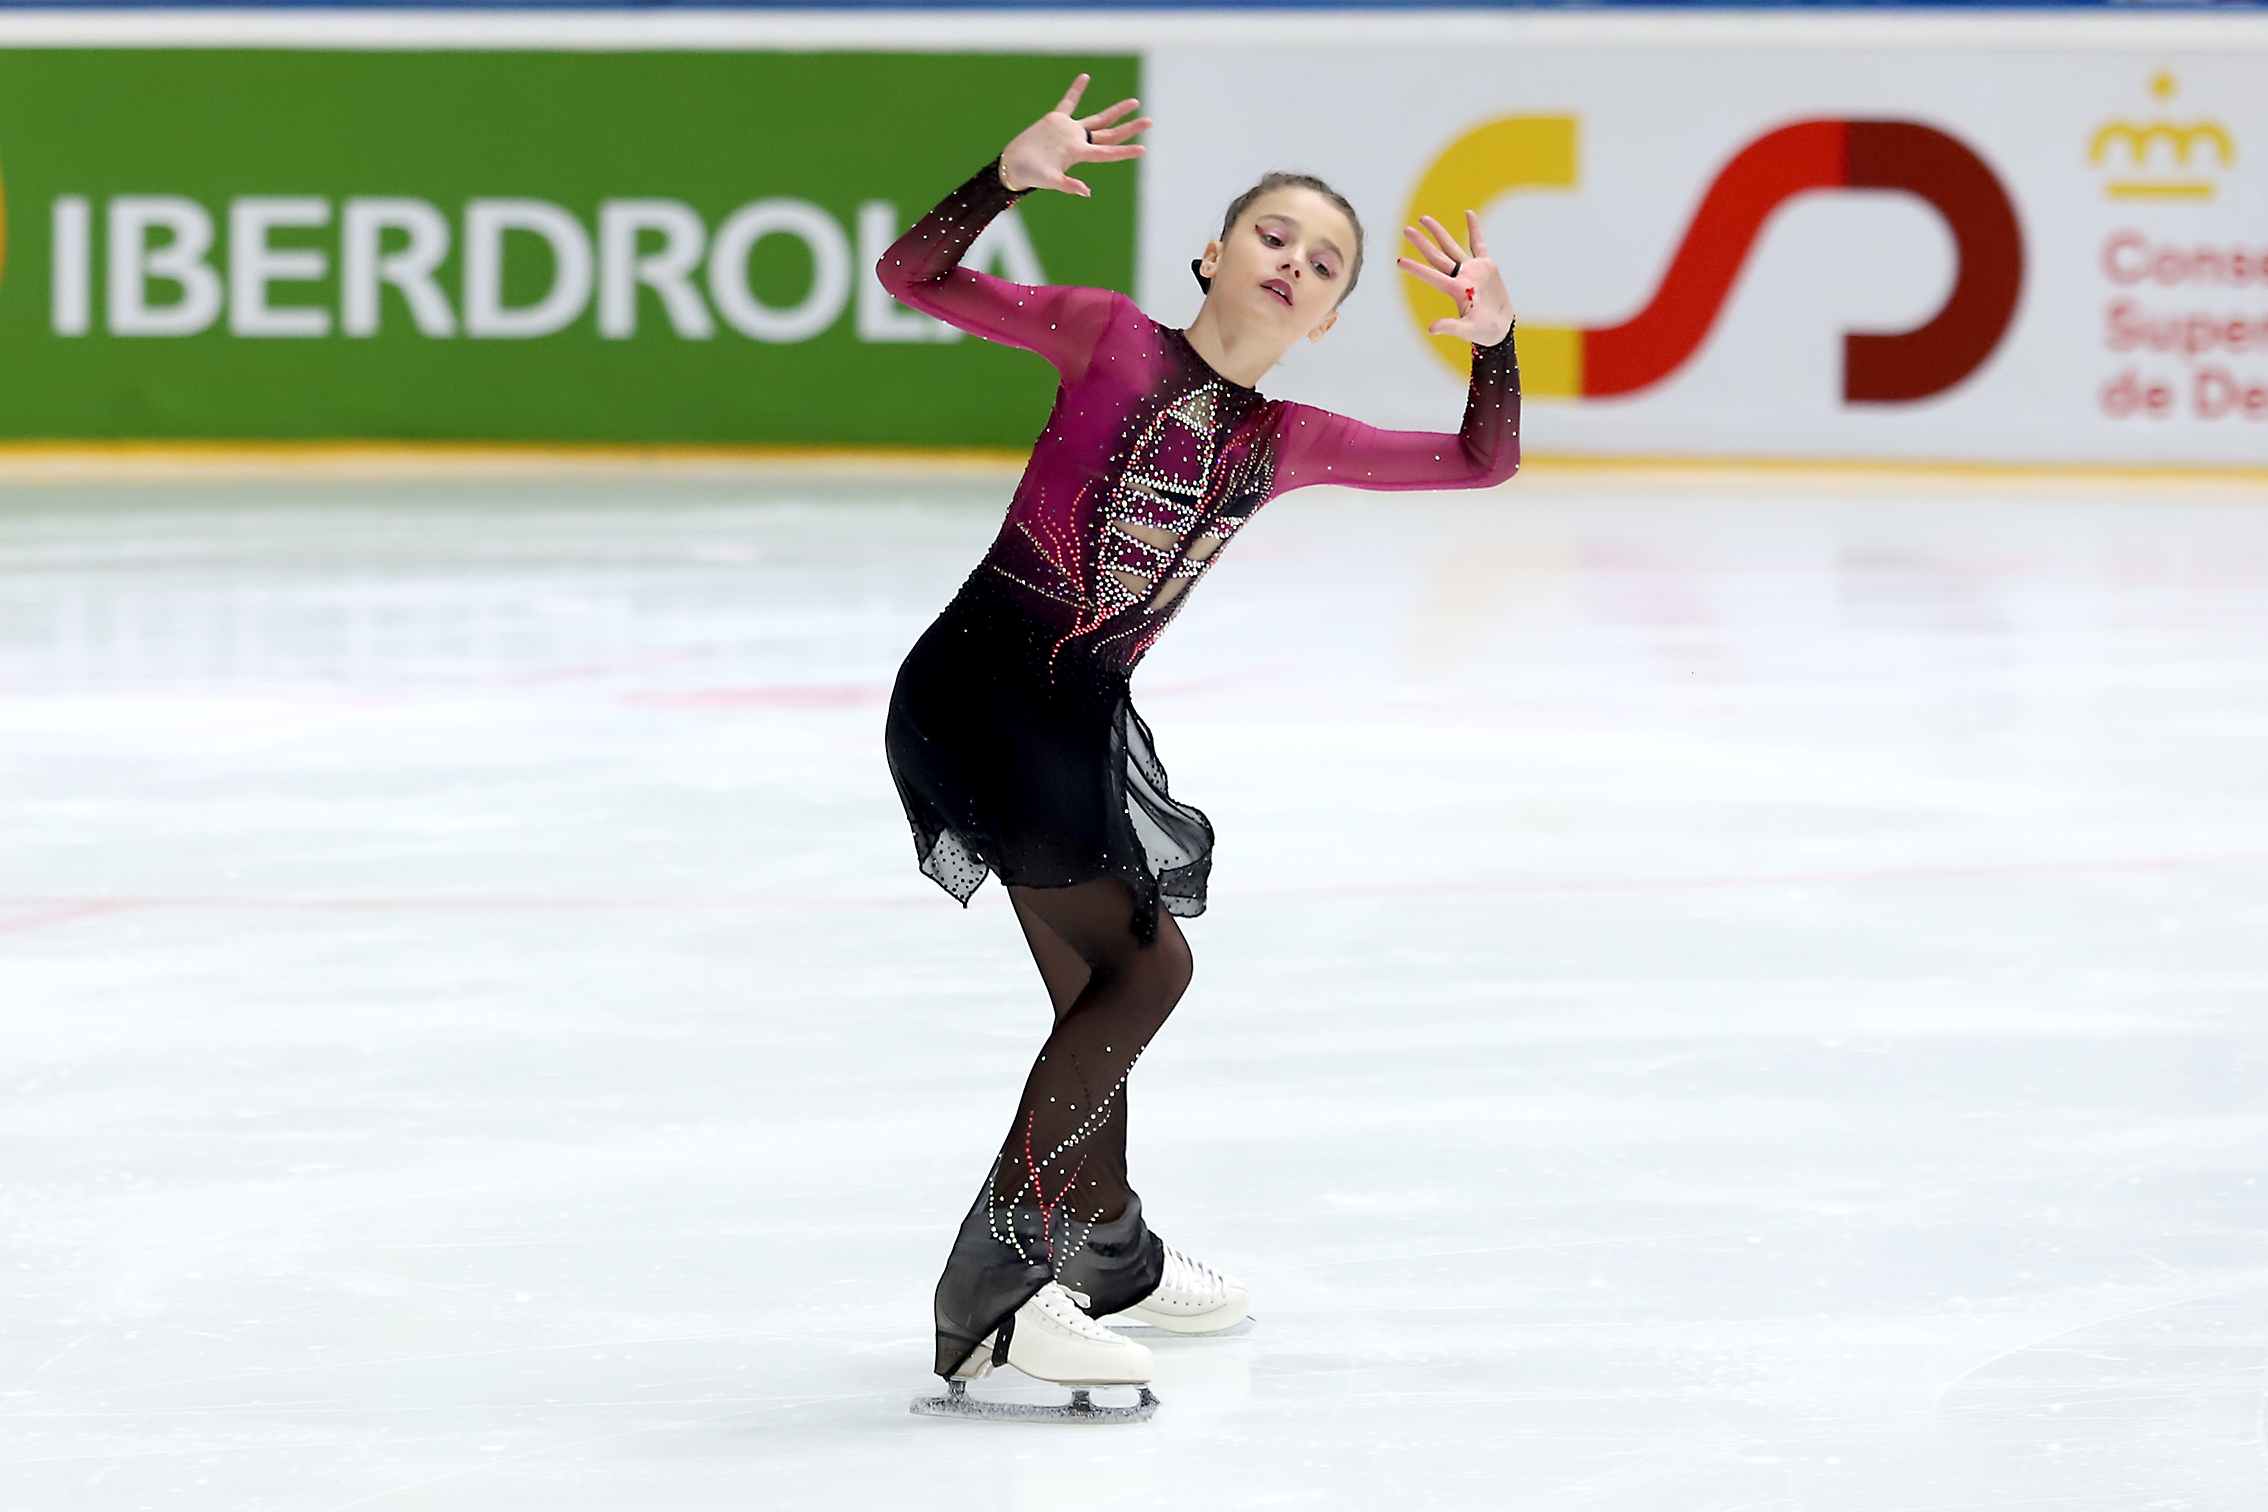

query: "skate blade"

left=1105, top=1314, right=1257, bottom=1339
left=911, top=1379, right=1159, bottom=1424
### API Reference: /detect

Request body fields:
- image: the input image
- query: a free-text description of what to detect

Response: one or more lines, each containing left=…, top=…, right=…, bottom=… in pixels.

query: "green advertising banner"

left=0, top=49, right=1140, bottom=447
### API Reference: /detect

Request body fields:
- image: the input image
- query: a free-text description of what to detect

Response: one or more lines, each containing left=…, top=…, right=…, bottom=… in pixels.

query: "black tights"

left=929, top=879, right=1190, bottom=1373
left=996, top=880, right=1192, bottom=1243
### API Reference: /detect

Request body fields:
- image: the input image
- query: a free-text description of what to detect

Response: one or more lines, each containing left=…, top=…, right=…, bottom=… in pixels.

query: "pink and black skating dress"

left=880, top=162, right=1521, bottom=944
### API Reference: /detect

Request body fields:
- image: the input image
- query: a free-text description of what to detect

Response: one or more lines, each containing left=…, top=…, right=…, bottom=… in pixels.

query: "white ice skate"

left=1105, top=1243, right=1254, bottom=1338
left=912, top=1283, right=1160, bottom=1424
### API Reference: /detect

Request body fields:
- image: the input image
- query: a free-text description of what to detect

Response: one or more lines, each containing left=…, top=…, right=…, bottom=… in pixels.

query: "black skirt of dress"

left=884, top=571, right=1212, bottom=944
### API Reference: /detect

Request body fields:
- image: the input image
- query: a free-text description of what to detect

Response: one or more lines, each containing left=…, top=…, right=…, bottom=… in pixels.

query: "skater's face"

left=1198, top=188, right=1359, bottom=348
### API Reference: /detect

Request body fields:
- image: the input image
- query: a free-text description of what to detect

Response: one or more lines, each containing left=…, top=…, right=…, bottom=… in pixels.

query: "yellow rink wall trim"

left=0, top=441, right=2261, bottom=493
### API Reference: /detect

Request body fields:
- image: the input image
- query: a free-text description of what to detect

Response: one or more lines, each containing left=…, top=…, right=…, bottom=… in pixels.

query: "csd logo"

left=1404, top=115, right=2024, bottom=404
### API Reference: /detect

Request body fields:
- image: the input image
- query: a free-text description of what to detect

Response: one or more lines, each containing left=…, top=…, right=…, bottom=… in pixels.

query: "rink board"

left=0, top=12, right=2259, bottom=465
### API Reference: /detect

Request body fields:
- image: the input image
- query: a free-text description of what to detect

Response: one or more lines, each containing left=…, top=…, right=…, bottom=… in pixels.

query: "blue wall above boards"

left=0, top=0, right=2259, bottom=10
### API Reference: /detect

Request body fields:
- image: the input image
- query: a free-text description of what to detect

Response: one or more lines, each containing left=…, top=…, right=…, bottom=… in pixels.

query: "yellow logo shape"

left=2091, top=72, right=2233, bottom=201
left=1401, top=114, right=1581, bottom=397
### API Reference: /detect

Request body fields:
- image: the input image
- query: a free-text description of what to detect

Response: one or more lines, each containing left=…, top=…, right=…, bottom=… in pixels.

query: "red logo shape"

left=1586, top=120, right=2024, bottom=403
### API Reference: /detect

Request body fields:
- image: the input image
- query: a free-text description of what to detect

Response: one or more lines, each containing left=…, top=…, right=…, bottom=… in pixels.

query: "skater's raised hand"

left=999, top=73, right=1151, bottom=199
left=1398, top=211, right=1514, bottom=346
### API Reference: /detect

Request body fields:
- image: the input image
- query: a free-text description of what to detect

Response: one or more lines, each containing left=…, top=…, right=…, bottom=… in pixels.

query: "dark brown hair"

left=1216, top=172, right=1365, bottom=299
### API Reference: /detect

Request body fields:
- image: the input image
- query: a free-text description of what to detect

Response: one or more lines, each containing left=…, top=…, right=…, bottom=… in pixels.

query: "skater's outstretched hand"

left=999, top=73, right=1151, bottom=199
left=1398, top=212, right=1514, bottom=346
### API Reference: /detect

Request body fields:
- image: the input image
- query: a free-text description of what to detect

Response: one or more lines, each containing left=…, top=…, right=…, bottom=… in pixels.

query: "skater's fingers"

left=1419, top=214, right=1474, bottom=268
left=1395, top=256, right=1460, bottom=297
left=1419, top=213, right=1474, bottom=269
left=1086, top=116, right=1152, bottom=147
left=1401, top=225, right=1457, bottom=273
left=1052, top=74, right=1091, bottom=117
left=1466, top=210, right=1491, bottom=261
left=1079, top=96, right=1143, bottom=130
left=1081, top=144, right=1147, bottom=165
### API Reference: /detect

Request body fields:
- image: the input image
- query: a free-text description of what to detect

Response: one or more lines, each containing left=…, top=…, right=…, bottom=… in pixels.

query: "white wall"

left=1135, top=13, right=2268, bottom=466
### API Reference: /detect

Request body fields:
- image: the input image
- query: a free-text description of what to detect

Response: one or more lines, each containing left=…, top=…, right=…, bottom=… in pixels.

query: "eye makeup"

left=1254, top=216, right=1342, bottom=282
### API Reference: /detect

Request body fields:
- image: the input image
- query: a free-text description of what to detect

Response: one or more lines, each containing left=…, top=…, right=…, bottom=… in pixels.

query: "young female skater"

left=882, top=76, right=1519, bottom=1420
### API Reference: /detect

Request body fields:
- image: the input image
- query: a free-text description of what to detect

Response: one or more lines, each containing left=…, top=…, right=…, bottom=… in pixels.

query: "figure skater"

left=882, top=76, right=1519, bottom=1421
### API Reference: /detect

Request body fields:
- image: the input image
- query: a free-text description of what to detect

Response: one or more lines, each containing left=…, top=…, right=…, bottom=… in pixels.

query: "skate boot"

left=1109, top=1242, right=1253, bottom=1338
left=1049, top=1192, right=1165, bottom=1318
left=929, top=1167, right=1052, bottom=1380
left=955, top=1282, right=1156, bottom=1385
left=914, top=1284, right=1160, bottom=1423
left=1054, top=1195, right=1254, bottom=1339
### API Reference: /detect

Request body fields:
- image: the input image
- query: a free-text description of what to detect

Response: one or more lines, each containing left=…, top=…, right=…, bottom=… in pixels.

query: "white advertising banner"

left=1140, top=23, right=2268, bottom=467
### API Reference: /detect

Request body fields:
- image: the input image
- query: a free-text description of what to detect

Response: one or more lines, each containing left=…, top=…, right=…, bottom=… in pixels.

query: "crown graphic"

left=2091, top=72, right=2234, bottom=201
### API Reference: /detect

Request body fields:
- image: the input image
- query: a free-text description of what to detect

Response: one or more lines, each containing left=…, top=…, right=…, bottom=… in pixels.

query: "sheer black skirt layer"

left=886, top=571, right=1212, bottom=943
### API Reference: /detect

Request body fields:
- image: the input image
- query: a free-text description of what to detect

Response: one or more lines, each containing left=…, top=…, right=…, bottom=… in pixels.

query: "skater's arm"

left=1273, top=329, right=1521, bottom=493
left=1271, top=210, right=1522, bottom=494
left=875, top=75, right=1149, bottom=381
left=873, top=165, right=1113, bottom=375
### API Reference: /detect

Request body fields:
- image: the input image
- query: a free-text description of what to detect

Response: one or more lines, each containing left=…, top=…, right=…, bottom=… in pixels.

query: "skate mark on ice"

left=1928, top=1282, right=2268, bottom=1423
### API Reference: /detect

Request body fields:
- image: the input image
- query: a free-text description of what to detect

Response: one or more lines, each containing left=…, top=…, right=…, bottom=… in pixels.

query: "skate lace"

left=1158, top=1243, right=1230, bottom=1303
left=1036, top=1283, right=1122, bottom=1341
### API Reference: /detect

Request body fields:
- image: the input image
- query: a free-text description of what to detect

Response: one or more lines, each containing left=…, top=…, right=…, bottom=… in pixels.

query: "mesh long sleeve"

left=875, top=160, right=1122, bottom=385
left=1270, top=326, right=1522, bottom=495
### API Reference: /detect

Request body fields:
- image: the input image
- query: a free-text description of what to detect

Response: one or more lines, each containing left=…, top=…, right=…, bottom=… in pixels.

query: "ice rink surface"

left=2, top=465, right=2265, bottom=1511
